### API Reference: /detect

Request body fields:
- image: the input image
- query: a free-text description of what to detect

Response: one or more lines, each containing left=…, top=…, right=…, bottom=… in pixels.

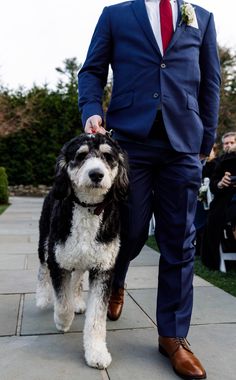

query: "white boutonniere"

left=180, top=2, right=198, bottom=29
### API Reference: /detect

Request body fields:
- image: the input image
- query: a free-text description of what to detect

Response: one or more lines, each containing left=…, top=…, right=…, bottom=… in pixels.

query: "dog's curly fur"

left=35, top=133, right=129, bottom=369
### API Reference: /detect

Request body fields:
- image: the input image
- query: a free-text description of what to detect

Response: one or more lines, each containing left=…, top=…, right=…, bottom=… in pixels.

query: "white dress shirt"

left=145, top=0, right=178, bottom=55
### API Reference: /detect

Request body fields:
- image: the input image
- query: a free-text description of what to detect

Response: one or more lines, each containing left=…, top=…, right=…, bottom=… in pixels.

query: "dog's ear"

left=113, top=150, right=129, bottom=201
left=52, top=152, right=71, bottom=200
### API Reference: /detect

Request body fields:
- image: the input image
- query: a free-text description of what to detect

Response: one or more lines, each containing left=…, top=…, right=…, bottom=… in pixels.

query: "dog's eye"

left=76, top=152, right=87, bottom=161
left=103, top=152, right=114, bottom=163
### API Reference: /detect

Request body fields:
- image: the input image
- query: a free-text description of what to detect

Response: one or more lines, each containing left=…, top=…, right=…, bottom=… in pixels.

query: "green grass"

left=0, top=204, right=9, bottom=215
left=194, top=257, right=236, bottom=297
left=146, top=236, right=236, bottom=298
left=147, top=235, right=159, bottom=251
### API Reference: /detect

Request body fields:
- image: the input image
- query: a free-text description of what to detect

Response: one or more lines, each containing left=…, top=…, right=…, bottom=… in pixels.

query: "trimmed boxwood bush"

left=0, top=167, right=9, bottom=204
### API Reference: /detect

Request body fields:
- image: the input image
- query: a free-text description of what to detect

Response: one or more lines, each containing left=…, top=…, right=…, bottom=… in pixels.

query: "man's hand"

left=84, top=115, right=106, bottom=134
left=199, top=154, right=208, bottom=161
left=217, top=171, right=232, bottom=189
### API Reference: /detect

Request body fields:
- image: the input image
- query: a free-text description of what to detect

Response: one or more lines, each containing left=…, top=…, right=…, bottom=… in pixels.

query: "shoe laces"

left=174, top=337, right=193, bottom=353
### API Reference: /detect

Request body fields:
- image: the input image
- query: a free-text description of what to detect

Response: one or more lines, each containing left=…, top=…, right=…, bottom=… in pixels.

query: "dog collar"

left=72, top=196, right=112, bottom=216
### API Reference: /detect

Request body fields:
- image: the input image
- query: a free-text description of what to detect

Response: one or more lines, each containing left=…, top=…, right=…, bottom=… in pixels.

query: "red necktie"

left=160, top=0, right=174, bottom=53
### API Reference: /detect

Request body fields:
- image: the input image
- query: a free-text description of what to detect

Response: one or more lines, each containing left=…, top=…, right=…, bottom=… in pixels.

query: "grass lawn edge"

left=146, top=236, right=236, bottom=298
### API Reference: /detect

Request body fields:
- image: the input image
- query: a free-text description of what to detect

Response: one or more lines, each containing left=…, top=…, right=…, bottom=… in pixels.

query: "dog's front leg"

left=36, top=263, right=52, bottom=309
left=71, top=269, right=86, bottom=314
left=51, top=268, right=75, bottom=332
left=84, top=269, right=112, bottom=369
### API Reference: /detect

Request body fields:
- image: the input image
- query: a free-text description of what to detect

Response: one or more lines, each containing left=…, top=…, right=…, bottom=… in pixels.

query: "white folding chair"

left=148, top=214, right=156, bottom=236
left=219, top=227, right=236, bottom=273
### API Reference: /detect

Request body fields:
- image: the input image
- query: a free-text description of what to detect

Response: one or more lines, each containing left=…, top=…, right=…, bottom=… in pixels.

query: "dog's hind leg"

left=51, top=268, right=75, bottom=332
left=84, top=269, right=112, bottom=369
left=36, top=263, right=52, bottom=308
left=36, top=193, right=53, bottom=308
left=71, top=270, right=86, bottom=314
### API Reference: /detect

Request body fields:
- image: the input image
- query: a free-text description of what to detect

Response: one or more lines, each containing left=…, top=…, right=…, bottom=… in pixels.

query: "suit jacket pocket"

left=185, top=26, right=202, bottom=38
left=187, top=93, right=199, bottom=115
left=108, top=91, right=134, bottom=112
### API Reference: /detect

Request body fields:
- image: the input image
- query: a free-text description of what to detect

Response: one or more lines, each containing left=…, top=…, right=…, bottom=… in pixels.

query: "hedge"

left=0, top=167, right=9, bottom=204
left=0, top=88, right=83, bottom=186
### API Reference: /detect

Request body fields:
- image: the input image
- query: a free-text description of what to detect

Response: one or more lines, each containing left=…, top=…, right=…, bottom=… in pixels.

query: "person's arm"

left=209, top=155, right=231, bottom=194
left=198, top=13, right=221, bottom=156
left=78, top=7, right=111, bottom=131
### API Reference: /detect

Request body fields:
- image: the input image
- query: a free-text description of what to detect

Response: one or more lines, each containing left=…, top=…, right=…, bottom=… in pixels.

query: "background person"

left=201, top=143, right=236, bottom=270
left=78, top=1, right=221, bottom=379
left=221, top=131, right=236, bottom=153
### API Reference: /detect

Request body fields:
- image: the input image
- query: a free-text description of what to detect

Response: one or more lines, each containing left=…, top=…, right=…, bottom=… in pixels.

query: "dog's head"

left=53, top=133, right=129, bottom=203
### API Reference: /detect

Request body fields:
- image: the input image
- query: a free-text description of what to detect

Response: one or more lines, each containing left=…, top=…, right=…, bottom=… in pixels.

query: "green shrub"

left=0, top=88, right=83, bottom=186
left=0, top=167, right=9, bottom=204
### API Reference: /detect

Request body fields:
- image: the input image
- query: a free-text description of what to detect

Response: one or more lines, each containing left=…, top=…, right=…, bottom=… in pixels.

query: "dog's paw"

left=55, top=322, right=71, bottom=333
left=74, top=297, right=86, bottom=314
left=36, top=297, right=50, bottom=309
left=54, top=311, right=74, bottom=333
left=85, top=346, right=112, bottom=369
left=35, top=287, right=52, bottom=309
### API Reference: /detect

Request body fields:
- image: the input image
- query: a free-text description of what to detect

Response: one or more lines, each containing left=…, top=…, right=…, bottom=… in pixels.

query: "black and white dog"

left=36, top=133, right=128, bottom=369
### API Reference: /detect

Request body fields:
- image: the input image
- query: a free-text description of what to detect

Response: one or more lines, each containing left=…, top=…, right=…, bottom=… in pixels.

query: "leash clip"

left=105, top=129, right=113, bottom=137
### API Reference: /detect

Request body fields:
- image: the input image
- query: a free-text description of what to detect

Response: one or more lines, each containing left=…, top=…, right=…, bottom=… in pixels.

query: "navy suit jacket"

left=78, top=0, right=221, bottom=155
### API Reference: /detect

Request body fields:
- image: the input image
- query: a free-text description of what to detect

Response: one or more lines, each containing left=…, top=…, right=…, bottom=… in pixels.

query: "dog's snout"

left=89, top=169, right=104, bottom=183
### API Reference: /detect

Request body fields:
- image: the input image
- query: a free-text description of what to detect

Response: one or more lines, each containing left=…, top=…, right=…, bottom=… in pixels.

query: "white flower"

left=198, top=177, right=214, bottom=210
left=180, top=2, right=195, bottom=26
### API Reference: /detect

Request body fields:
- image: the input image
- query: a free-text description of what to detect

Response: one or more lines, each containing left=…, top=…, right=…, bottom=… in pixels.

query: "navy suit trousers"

left=113, top=140, right=202, bottom=337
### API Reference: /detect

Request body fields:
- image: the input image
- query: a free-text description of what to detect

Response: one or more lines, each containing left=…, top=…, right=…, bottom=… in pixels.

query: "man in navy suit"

left=78, top=1, right=221, bottom=378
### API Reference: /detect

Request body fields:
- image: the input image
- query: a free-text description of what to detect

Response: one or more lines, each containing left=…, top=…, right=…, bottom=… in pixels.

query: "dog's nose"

left=89, top=169, right=104, bottom=183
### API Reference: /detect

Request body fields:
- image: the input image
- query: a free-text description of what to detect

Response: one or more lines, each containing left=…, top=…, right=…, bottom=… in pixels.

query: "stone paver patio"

left=0, top=197, right=236, bottom=380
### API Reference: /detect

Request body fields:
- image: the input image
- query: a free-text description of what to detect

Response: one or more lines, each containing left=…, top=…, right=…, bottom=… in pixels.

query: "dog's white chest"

left=55, top=205, right=119, bottom=271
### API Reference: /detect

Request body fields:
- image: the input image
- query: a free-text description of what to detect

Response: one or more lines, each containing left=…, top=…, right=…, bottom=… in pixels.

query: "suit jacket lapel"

left=132, top=0, right=190, bottom=57
left=131, top=0, right=162, bottom=56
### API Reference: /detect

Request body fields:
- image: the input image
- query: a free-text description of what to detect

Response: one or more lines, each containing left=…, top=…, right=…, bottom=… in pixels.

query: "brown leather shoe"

left=159, top=336, right=206, bottom=379
left=107, top=287, right=124, bottom=321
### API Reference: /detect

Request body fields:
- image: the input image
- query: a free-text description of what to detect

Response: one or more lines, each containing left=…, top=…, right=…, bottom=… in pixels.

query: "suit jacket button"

left=160, top=63, right=166, bottom=68
left=153, top=92, right=159, bottom=98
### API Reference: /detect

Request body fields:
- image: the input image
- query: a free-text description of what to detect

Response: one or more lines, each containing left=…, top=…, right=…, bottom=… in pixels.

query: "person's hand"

left=84, top=115, right=106, bottom=134
left=199, top=154, right=208, bottom=166
left=199, top=154, right=208, bottom=161
left=217, top=171, right=232, bottom=189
